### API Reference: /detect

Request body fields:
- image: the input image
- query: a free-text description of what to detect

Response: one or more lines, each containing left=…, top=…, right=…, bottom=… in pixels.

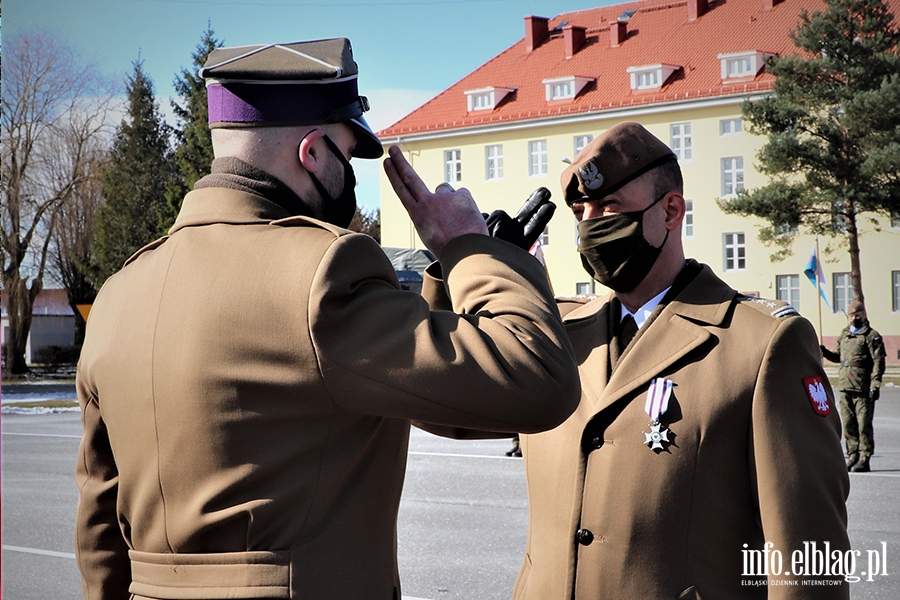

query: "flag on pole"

left=803, top=244, right=831, bottom=309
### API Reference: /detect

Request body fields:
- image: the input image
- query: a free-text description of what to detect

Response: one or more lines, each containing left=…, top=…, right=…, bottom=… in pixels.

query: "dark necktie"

left=619, top=313, right=638, bottom=350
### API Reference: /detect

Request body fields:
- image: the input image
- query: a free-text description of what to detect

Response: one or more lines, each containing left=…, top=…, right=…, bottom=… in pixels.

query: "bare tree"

left=1, top=31, right=116, bottom=374
left=49, top=152, right=107, bottom=346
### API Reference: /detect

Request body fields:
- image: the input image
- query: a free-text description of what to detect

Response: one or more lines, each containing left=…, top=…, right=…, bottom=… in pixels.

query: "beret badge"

left=579, top=162, right=604, bottom=190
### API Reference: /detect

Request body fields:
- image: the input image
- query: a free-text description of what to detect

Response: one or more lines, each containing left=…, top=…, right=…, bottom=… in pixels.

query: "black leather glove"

left=483, top=187, right=555, bottom=251
left=871, top=387, right=880, bottom=402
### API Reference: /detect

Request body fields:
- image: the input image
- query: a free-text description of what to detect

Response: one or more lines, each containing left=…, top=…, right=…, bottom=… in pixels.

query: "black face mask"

left=577, top=191, right=669, bottom=293
left=851, top=318, right=864, bottom=329
left=307, top=133, right=357, bottom=229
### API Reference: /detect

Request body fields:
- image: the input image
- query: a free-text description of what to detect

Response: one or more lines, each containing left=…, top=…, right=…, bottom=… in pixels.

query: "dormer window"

left=717, top=51, right=772, bottom=81
left=626, top=64, right=679, bottom=91
left=464, top=86, right=515, bottom=112
left=542, top=76, right=593, bottom=102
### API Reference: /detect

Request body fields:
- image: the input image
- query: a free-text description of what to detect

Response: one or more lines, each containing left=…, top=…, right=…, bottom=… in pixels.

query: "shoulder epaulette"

left=270, top=215, right=351, bottom=237
left=737, top=295, right=800, bottom=319
left=123, top=236, right=169, bottom=267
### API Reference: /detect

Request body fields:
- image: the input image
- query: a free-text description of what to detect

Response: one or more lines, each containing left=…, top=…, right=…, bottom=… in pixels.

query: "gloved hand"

left=870, top=387, right=880, bottom=402
left=819, top=344, right=827, bottom=355
left=483, top=187, right=555, bottom=251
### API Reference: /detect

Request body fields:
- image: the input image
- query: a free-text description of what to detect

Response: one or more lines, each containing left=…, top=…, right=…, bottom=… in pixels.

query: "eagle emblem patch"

left=803, top=375, right=831, bottom=416
left=579, top=162, right=604, bottom=190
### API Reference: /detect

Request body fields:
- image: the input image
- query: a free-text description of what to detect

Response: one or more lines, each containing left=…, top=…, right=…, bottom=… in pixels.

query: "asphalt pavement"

left=2, top=385, right=899, bottom=599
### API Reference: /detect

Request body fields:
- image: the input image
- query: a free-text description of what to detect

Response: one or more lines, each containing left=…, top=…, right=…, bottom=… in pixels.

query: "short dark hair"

left=650, top=159, right=683, bottom=198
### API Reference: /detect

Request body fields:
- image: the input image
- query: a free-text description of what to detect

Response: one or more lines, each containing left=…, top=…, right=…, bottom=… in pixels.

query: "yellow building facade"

left=378, top=0, right=900, bottom=362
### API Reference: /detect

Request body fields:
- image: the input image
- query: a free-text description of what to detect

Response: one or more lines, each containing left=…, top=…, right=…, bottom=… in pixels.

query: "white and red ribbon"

left=644, top=378, right=673, bottom=423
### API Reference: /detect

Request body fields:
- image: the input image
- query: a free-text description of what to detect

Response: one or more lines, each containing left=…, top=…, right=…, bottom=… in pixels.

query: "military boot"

left=851, top=457, right=870, bottom=473
left=845, top=454, right=859, bottom=471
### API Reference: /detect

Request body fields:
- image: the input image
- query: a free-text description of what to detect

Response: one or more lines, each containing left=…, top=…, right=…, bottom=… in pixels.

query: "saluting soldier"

left=421, top=122, right=851, bottom=599
left=821, top=300, right=886, bottom=472
left=74, top=38, right=580, bottom=600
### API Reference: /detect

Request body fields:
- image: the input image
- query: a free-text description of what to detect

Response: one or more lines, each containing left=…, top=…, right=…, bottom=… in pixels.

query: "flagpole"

left=815, top=234, right=823, bottom=344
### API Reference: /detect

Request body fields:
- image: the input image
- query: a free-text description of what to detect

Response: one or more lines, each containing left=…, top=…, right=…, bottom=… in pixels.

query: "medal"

left=643, top=378, right=674, bottom=451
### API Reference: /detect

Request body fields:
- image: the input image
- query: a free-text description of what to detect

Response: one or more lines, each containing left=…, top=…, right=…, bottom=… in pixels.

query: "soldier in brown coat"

left=423, top=122, right=851, bottom=599
left=74, top=39, right=580, bottom=600
left=510, top=122, right=851, bottom=599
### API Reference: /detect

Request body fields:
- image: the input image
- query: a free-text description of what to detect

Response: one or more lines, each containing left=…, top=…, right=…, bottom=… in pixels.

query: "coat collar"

left=565, top=263, right=737, bottom=415
left=168, top=187, right=293, bottom=234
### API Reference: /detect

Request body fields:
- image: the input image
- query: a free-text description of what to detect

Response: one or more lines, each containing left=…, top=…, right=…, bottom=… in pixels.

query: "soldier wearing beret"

left=821, top=300, right=886, bottom=472
left=422, top=121, right=851, bottom=598
left=74, top=38, right=580, bottom=600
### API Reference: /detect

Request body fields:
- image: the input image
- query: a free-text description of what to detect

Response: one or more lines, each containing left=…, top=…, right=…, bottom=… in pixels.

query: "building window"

left=552, top=81, right=573, bottom=98
left=726, top=57, right=753, bottom=77
left=471, top=92, right=492, bottom=110
left=671, top=123, right=692, bottom=161
left=444, top=149, right=462, bottom=184
left=893, top=271, right=900, bottom=312
left=464, top=86, right=515, bottom=112
left=721, top=157, right=744, bottom=196
left=543, top=76, right=593, bottom=102
left=776, top=274, right=800, bottom=309
left=627, top=64, right=679, bottom=91
left=539, top=225, right=550, bottom=247
left=833, top=272, right=853, bottom=314
left=720, top=118, right=742, bottom=135
left=637, top=71, right=659, bottom=88
left=576, top=282, right=594, bottom=295
left=528, top=140, right=548, bottom=177
left=718, top=51, right=772, bottom=81
left=683, top=200, right=694, bottom=239
left=723, top=232, right=746, bottom=271
left=485, top=144, right=503, bottom=181
left=574, top=134, right=593, bottom=156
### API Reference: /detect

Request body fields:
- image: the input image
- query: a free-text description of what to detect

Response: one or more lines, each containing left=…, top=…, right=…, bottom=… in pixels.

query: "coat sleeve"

left=749, top=316, right=851, bottom=598
left=74, top=384, right=132, bottom=600
left=309, top=233, right=580, bottom=434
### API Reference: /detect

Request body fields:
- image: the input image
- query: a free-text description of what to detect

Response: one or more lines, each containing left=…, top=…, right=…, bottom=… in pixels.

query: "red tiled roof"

left=378, top=0, right=881, bottom=138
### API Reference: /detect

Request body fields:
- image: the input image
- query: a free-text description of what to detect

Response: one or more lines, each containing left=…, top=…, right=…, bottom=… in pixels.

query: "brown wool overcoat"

left=75, top=186, right=580, bottom=600
left=509, top=264, right=851, bottom=600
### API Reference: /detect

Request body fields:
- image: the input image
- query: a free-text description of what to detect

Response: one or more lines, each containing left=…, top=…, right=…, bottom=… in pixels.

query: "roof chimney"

left=609, top=20, right=627, bottom=47
left=525, top=16, right=549, bottom=53
left=688, top=0, right=709, bottom=21
left=763, top=0, right=783, bottom=9
left=564, top=24, right=587, bottom=57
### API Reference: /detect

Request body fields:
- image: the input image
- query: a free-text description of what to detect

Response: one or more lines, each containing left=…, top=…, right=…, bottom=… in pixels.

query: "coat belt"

left=129, top=549, right=290, bottom=599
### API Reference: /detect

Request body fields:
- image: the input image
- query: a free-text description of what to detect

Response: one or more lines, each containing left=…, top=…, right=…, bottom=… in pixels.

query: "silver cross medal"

left=643, top=378, right=673, bottom=451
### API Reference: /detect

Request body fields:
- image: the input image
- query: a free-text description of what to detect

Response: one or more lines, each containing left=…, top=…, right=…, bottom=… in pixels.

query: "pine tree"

left=92, top=60, right=175, bottom=286
left=719, top=0, right=900, bottom=305
left=162, top=24, right=223, bottom=227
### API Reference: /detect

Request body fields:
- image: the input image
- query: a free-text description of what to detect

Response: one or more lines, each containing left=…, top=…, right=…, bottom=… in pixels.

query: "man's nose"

left=582, top=202, right=603, bottom=220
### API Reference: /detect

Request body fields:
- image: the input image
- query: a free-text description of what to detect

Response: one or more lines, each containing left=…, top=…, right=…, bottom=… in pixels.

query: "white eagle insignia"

left=579, top=162, right=604, bottom=190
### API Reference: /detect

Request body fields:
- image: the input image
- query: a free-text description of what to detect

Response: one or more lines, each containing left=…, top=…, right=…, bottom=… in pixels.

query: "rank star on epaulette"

left=643, top=422, right=671, bottom=451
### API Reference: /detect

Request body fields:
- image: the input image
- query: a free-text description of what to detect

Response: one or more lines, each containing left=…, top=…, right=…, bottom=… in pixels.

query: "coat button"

left=576, top=528, right=594, bottom=546
left=591, top=436, right=603, bottom=450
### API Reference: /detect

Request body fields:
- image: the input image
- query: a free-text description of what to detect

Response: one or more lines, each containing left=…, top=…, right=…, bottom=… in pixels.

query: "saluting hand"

left=384, top=145, right=488, bottom=260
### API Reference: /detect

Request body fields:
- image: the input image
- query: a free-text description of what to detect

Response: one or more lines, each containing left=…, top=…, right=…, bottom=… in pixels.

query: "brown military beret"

left=848, top=300, right=865, bottom=313
left=200, top=38, right=382, bottom=159
left=561, top=121, right=677, bottom=205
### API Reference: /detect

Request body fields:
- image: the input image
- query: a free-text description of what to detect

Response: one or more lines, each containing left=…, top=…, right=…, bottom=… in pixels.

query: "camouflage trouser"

left=840, top=391, right=875, bottom=460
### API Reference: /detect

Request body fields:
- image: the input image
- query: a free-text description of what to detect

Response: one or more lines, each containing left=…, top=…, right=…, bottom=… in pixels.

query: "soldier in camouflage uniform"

left=821, top=300, right=886, bottom=472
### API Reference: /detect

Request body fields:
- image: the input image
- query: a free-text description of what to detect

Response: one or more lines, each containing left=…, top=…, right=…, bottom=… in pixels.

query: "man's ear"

left=298, top=128, right=327, bottom=173
left=663, top=192, right=686, bottom=231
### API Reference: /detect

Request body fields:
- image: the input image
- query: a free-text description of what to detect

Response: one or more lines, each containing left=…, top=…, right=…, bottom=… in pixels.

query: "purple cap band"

left=207, top=78, right=359, bottom=125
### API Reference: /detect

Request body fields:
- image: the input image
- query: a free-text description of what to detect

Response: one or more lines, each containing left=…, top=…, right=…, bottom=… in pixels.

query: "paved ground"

left=2, top=385, right=899, bottom=599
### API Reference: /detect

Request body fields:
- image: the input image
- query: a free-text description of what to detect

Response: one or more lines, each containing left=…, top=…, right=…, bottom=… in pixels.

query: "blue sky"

left=6, top=0, right=618, bottom=210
